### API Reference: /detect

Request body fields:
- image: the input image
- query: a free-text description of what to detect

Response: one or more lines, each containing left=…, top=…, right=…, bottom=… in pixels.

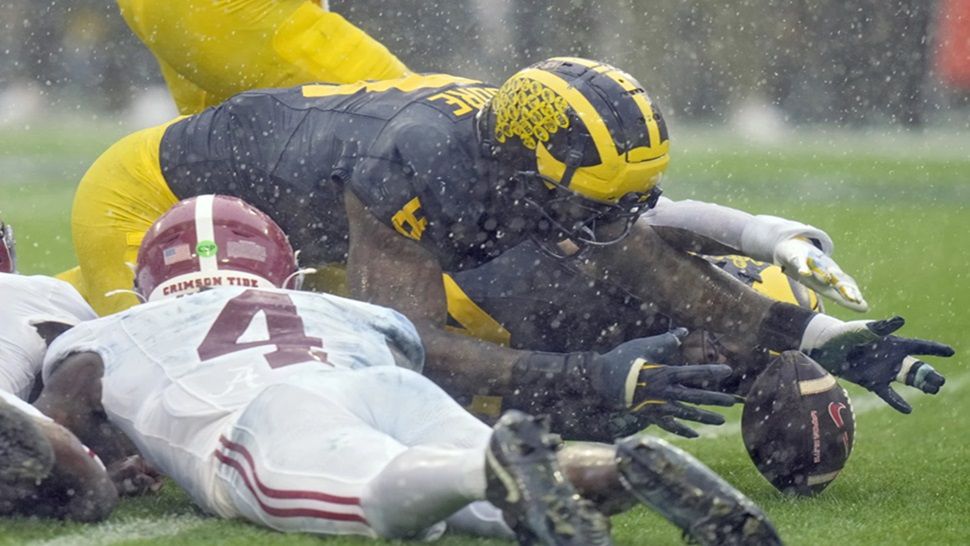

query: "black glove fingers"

left=662, top=363, right=733, bottom=385
left=875, top=385, right=912, bottom=414
left=867, top=315, right=905, bottom=336
left=906, top=361, right=945, bottom=394
left=663, top=401, right=727, bottom=425
left=664, top=385, right=737, bottom=407
left=900, top=338, right=956, bottom=358
left=653, top=415, right=699, bottom=438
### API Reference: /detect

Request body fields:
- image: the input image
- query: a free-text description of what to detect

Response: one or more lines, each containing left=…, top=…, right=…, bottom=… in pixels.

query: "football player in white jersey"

left=0, top=220, right=118, bottom=521
left=36, top=196, right=781, bottom=545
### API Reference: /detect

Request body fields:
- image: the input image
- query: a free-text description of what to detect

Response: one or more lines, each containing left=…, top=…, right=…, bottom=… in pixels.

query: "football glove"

left=592, top=330, right=738, bottom=437
left=799, top=315, right=953, bottom=413
left=509, top=330, right=737, bottom=440
left=774, top=238, right=868, bottom=312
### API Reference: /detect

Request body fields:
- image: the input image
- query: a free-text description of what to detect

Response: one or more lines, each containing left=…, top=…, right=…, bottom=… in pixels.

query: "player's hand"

left=773, top=238, right=868, bottom=312
left=801, top=315, right=954, bottom=413
left=592, top=330, right=738, bottom=437
left=107, top=455, right=163, bottom=496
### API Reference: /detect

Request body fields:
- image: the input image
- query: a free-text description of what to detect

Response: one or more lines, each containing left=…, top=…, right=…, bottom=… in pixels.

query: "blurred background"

left=1, top=0, right=969, bottom=129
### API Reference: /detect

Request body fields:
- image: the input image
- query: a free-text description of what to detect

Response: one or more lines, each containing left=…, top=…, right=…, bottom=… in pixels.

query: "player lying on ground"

left=63, top=58, right=952, bottom=443
left=37, top=196, right=781, bottom=545
left=0, top=221, right=129, bottom=521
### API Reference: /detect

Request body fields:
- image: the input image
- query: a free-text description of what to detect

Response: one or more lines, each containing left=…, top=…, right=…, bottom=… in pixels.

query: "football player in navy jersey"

left=65, top=58, right=951, bottom=441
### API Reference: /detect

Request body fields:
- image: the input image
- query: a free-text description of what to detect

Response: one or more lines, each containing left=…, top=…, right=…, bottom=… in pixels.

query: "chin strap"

left=283, top=267, right=318, bottom=290
left=518, top=172, right=661, bottom=257
left=104, top=289, right=147, bottom=303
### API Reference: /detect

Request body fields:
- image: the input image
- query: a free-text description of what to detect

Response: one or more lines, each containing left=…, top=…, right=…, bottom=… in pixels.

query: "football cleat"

left=615, top=435, right=782, bottom=546
left=486, top=410, right=612, bottom=546
left=0, top=397, right=54, bottom=485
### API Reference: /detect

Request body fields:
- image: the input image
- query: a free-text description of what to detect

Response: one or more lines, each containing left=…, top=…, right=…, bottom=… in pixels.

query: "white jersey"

left=43, top=287, right=424, bottom=509
left=44, top=286, right=424, bottom=421
left=0, top=273, right=97, bottom=399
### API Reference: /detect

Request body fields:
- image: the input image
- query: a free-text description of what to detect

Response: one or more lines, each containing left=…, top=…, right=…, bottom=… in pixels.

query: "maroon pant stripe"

left=215, top=449, right=369, bottom=525
left=217, top=435, right=361, bottom=505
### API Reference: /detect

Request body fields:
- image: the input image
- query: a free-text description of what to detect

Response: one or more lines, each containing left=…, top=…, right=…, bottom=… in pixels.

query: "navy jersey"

left=160, top=74, right=526, bottom=271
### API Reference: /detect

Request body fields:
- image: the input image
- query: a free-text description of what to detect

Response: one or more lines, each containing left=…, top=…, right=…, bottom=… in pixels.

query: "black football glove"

left=802, top=315, right=954, bottom=413
left=592, top=329, right=738, bottom=437
left=508, top=329, right=737, bottom=441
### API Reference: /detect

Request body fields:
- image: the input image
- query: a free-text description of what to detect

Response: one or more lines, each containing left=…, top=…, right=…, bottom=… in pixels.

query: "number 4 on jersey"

left=198, top=290, right=328, bottom=369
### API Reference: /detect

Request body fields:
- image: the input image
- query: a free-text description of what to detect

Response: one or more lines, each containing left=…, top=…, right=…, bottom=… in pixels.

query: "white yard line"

left=23, top=515, right=208, bottom=546
left=694, top=372, right=970, bottom=440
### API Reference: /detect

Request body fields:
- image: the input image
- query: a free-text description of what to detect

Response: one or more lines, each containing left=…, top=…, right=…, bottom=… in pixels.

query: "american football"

left=741, top=351, right=855, bottom=496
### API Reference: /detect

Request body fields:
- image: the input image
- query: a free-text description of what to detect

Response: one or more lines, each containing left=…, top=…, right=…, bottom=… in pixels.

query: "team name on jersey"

left=301, top=75, right=497, bottom=119
left=162, top=276, right=264, bottom=297
left=427, top=86, right=497, bottom=118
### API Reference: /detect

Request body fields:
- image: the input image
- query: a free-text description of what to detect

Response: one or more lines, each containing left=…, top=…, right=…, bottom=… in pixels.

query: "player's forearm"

left=586, top=223, right=814, bottom=352
left=415, top=318, right=617, bottom=426
left=413, top=318, right=519, bottom=395
left=643, top=198, right=750, bottom=255
left=644, top=198, right=833, bottom=261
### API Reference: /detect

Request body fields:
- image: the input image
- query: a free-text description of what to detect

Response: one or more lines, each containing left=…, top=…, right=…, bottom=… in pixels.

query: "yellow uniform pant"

left=64, top=121, right=179, bottom=316
left=118, top=0, right=410, bottom=114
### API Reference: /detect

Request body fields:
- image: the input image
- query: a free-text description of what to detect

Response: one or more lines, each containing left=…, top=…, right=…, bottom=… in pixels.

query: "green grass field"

left=1, top=122, right=968, bottom=545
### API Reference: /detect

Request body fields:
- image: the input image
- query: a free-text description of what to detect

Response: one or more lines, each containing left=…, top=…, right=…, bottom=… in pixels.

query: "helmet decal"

left=492, top=78, right=570, bottom=150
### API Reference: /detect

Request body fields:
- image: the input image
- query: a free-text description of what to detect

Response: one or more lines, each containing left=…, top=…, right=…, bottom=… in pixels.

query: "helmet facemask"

left=513, top=169, right=662, bottom=248
left=0, top=222, right=16, bottom=274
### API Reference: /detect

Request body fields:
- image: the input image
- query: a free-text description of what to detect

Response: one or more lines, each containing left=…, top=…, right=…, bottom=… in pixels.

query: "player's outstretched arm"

left=584, top=222, right=952, bottom=414
left=344, top=191, right=735, bottom=440
left=798, top=315, right=954, bottom=413
left=644, top=199, right=867, bottom=311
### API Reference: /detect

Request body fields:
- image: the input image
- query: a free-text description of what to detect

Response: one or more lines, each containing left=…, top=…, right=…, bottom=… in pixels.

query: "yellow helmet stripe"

left=544, top=57, right=666, bottom=161
left=515, top=67, right=620, bottom=169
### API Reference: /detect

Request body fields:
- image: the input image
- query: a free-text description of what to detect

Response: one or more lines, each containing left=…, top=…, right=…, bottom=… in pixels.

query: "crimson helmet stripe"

left=194, top=195, right=218, bottom=274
